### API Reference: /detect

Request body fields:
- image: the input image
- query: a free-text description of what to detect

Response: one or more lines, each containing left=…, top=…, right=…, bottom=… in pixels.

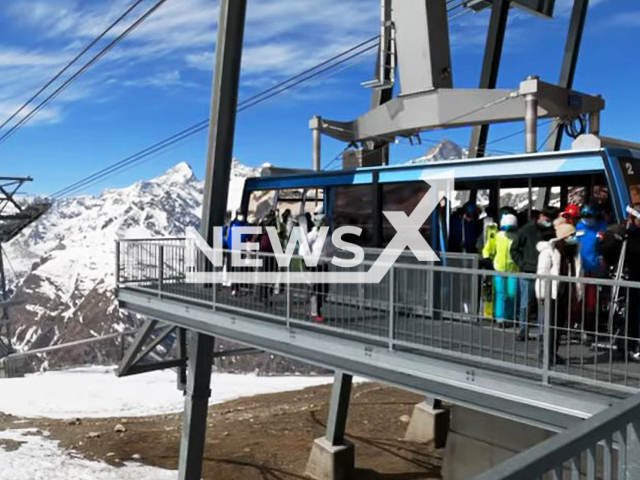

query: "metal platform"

left=115, top=239, right=640, bottom=431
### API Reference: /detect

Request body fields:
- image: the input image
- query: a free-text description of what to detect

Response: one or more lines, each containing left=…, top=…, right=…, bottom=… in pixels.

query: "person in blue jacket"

left=575, top=204, right=608, bottom=331
left=576, top=204, right=607, bottom=274
left=226, top=209, right=249, bottom=250
left=226, top=209, right=249, bottom=296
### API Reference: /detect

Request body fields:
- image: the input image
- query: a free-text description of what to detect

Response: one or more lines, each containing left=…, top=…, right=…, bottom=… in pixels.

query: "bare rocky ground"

left=0, top=383, right=442, bottom=480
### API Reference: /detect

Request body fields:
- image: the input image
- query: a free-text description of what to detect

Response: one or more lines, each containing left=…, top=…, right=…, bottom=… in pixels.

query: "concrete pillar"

left=306, top=372, right=355, bottom=480
left=441, top=406, right=553, bottom=480
left=404, top=399, right=450, bottom=449
left=310, top=116, right=322, bottom=171
left=524, top=76, right=539, bottom=154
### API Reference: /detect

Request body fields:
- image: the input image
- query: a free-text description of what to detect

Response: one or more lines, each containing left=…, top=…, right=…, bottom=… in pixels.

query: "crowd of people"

left=222, top=206, right=332, bottom=322
left=219, top=197, right=640, bottom=363
left=450, top=200, right=640, bottom=363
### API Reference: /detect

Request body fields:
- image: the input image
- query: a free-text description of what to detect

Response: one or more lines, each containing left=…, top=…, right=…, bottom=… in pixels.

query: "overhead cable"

left=0, top=0, right=146, bottom=135
left=51, top=38, right=379, bottom=197
left=0, top=0, right=168, bottom=148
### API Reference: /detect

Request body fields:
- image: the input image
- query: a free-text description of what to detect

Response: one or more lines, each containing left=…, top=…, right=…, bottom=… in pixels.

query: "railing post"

left=627, top=420, right=640, bottom=479
left=471, top=256, right=479, bottom=320
left=389, top=265, right=395, bottom=351
left=158, top=245, right=164, bottom=296
left=616, top=428, right=627, bottom=480
left=542, top=276, right=552, bottom=384
left=212, top=249, right=217, bottom=311
left=286, top=264, right=291, bottom=329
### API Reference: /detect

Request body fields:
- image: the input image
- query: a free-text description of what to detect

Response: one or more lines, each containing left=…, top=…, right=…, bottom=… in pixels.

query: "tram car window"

left=620, top=157, right=640, bottom=204
left=381, top=181, right=431, bottom=246
left=334, top=185, right=374, bottom=246
left=248, top=189, right=277, bottom=219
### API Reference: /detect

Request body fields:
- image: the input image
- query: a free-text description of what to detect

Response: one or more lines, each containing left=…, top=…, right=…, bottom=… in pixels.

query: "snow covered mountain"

left=410, top=138, right=468, bottom=163
left=5, top=160, right=258, bottom=353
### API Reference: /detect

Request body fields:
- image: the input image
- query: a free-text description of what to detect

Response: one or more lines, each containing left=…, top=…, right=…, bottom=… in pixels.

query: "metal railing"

left=116, top=238, right=640, bottom=393
left=0, top=331, right=138, bottom=378
left=471, top=391, right=640, bottom=480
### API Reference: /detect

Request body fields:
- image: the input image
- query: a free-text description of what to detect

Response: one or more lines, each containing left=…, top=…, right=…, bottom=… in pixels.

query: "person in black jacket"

left=510, top=206, right=558, bottom=340
left=448, top=202, right=483, bottom=253
left=600, top=204, right=640, bottom=360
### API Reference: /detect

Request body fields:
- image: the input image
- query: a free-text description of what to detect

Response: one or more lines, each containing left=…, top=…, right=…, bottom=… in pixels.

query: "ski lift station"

left=106, top=1, right=640, bottom=479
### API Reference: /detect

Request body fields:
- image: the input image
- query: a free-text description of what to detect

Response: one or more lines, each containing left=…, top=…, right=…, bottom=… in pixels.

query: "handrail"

left=7, top=330, right=138, bottom=359
left=116, top=237, right=186, bottom=243
left=471, top=392, right=640, bottom=480
left=117, top=238, right=640, bottom=289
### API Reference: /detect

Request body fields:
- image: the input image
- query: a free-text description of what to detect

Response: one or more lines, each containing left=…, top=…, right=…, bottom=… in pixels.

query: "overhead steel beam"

left=393, top=0, right=452, bottom=95
left=545, top=0, right=589, bottom=151
left=468, top=0, right=511, bottom=158
left=319, top=80, right=604, bottom=143
left=119, top=289, right=618, bottom=431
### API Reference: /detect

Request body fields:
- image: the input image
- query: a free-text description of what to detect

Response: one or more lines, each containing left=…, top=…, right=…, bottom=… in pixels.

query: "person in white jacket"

left=535, top=222, right=581, bottom=366
left=306, top=213, right=334, bottom=322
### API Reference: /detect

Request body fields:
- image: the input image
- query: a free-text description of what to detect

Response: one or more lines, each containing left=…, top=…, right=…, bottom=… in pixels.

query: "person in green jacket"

left=483, top=214, right=519, bottom=322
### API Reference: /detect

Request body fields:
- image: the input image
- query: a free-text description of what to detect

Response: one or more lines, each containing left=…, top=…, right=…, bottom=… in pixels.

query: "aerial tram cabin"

left=242, top=141, right=640, bottom=253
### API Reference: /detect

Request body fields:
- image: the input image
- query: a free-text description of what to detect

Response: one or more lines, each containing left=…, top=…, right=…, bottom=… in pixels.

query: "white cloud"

left=0, top=99, right=63, bottom=126
left=8, top=0, right=582, bottom=130
left=0, top=0, right=380, bottom=127
left=602, top=10, right=640, bottom=27
left=555, top=0, right=609, bottom=15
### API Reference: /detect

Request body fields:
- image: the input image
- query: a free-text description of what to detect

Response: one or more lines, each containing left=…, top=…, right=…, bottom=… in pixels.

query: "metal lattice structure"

left=0, top=177, right=50, bottom=358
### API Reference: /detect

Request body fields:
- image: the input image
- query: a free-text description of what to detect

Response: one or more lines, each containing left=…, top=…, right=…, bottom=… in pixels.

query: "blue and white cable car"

left=241, top=140, right=640, bottom=253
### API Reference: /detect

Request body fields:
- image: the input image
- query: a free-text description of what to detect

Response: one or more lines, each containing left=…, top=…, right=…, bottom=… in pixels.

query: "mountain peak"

left=410, top=139, right=467, bottom=163
left=153, top=161, right=197, bottom=184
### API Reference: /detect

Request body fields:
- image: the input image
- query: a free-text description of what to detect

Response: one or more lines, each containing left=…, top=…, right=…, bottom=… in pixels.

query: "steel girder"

left=318, top=79, right=604, bottom=144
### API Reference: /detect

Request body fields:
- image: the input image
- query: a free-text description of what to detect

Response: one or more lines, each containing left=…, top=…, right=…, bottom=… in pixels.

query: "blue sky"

left=0, top=0, right=639, bottom=196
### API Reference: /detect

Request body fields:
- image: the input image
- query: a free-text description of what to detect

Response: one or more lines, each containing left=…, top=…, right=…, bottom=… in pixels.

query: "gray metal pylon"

left=325, top=371, right=353, bottom=446
left=178, top=332, right=215, bottom=480
left=177, top=0, right=248, bottom=478
left=0, top=244, right=10, bottom=355
left=306, top=371, right=355, bottom=480
left=364, top=16, right=395, bottom=167
left=200, top=0, right=248, bottom=242
left=545, top=0, right=589, bottom=152
left=468, top=0, right=510, bottom=158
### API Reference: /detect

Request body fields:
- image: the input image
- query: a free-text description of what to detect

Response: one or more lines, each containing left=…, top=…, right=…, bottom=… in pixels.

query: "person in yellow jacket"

left=483, top=214, right=519, bottom=322
left=480, top=221, right=498, bottom=318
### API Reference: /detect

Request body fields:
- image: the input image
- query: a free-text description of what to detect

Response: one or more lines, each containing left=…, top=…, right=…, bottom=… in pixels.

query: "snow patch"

left=0, top=428, right=176, bottom=480
left=0, top=366, right=335, bottom=419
